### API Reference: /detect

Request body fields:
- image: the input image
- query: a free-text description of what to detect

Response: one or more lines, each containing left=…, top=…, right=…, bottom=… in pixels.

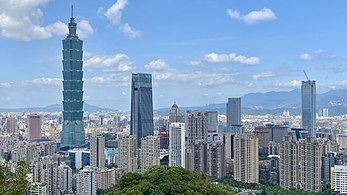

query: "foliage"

left=107, top=166, right=236, bottom=195
left=220, top=177, right=331, bottom=195
left=0, top=161, right=29, bottom=195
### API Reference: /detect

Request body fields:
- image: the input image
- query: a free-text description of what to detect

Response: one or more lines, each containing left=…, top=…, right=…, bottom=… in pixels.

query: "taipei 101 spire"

left=60, top=5, right=85, bottom=149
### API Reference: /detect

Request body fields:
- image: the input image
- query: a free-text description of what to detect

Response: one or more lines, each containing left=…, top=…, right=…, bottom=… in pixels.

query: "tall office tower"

left=90, top=134, right=105, bottom=168
left=168, top=102, right=184, bottom=124
left=76, top=166, right=96, bottom=195
left=28, top=114, right=42, bottom=140
left=6, top=116, right=16, bottom=133
left=60, top=7, right=85, bottom=149
left=301, top=80, right=316, bottom=137
left=186, top=110, right=208, bottom=144
left=234, top=133, right=259, bottom=183
left=279, top=136, right=323, bottom=192
left=207, top=141, right=226, bottom=179
left=140, top=136, right=160, bottom=172
left=130, top=73, right=153, bottom=148
left=169, top=123, right=185, bottom=168
left=267, top=124, right=290, bottom=143
left=332, top=165, right=347, bottom=194
left=117, top=136, right=137, bottom=173
left=32, top=157, right=59, bottom=195
left=58, top=162, right=73, bottom=194
left=227, top=98, right=241, bottom=132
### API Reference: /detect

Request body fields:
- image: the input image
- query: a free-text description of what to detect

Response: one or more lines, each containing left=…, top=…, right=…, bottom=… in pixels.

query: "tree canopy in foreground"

left=108, top=166, right=235, bottom=195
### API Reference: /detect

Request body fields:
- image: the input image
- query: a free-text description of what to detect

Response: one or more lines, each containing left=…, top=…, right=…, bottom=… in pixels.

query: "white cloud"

left=204, top=52, right=260, bottom=65
left=0, top=1, right=94, bottom=41
left=0, top=82, right=14, bottom=88
left=85, top=54, right=134, bottom=72
left=329, top=80, right=347, bottom=89
left=272, top=80, right=301, bottom=88
left=23, top=77, right=61, bottom=86
left=189, top=60, right=202, bottom=66
left=299, top=53, right=313, bottom=61
left=227, top=7, right=277, bottom=24
left=145, top=59, right=169, bottom=71
left=104, top=0, right=140, bottom=38
left=86, top=74, right=130, bottom=87
left=315, top=49, right=323, bottom=54
left=154, top=71, right=237, bottom=87
left=252, top=72, right=275, bottom=80
left=77, top=20, right=94, bottom=39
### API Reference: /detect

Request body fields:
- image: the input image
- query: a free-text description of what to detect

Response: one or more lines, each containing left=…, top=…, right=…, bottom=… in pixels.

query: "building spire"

left=68, top=4, right=77, bottom=36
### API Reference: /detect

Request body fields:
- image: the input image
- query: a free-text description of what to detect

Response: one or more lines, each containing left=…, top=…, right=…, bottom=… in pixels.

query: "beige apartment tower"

left=279, top=136, right=323, bottom=192
left=140, top=136, right=160, bottom=172
left=28, top=114, right=42, bottom=140
left=207, top=141, right=226, bottom=179
left=234, top=133, right=259, bottom=183
left=117, top=136, right=137, bottom=173
left=90, top=134, right=105, bottom=168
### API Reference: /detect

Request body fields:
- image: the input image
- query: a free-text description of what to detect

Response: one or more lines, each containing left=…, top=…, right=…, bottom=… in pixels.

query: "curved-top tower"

left=60, top=6, right=85, bottom=149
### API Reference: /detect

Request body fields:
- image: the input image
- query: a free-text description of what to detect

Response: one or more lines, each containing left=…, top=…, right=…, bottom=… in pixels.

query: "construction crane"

left=303, top=70, right=310, bottom=81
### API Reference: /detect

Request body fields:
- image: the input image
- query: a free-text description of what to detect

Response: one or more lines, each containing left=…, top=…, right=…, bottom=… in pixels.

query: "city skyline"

left=1, top=1, right=347, bottom=110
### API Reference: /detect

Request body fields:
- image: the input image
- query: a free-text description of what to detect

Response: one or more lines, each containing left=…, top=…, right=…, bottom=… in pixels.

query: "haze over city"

left=1, top=0, right=347, bottom=110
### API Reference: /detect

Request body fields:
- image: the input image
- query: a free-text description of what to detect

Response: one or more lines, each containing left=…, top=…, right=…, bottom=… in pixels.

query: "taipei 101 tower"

left=60, top=6, right=85, bottom=149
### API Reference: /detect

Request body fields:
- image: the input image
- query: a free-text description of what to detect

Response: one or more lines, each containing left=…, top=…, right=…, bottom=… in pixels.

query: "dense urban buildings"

left=301, top=80, right=316, bottom=137
left=60, top=9, right=85, bottom=149
left=130, top=73, right=154, bottom=148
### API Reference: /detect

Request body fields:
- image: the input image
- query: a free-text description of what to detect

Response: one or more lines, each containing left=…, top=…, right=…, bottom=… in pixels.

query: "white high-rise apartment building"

left=58, top=162, right=72, bottom=194
left=76, top=166, right=96, bottom=195
left=332, top=165, right=347, bottom=194
left=141, top=136, right=160, bottom=172
left=169, top=123, right=185, bottom=168
left=118, top=136, right=137, bottom=173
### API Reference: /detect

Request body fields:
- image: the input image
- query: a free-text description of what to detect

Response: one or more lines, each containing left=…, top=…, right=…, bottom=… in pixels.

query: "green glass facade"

left=60, top=12, right=85, bottom=149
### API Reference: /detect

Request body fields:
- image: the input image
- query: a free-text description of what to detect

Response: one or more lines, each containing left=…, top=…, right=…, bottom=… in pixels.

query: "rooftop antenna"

left=303, top=70, right=310, bottom=81
left=71, top=4, right=74, bottom=19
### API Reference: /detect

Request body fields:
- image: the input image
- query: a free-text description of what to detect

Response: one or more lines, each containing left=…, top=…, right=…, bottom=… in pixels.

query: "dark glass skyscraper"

left=301, top=80, right=316, bottom=137
left=60, top=7, right=85, bottom=149
left=131, top=73, right=153, bottom=148
left=227, top=98, right=242, bottom=132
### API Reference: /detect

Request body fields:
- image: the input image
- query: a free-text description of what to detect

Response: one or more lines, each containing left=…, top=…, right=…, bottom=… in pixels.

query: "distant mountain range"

left=156, top=88, right=347, bottom=116
left=0, top=103, right=117, bottom=113
left=1, top=88, right=347, bottom=115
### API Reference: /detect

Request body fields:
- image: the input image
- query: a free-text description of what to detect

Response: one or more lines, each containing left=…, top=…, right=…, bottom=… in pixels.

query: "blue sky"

left=1, top=0, right=347, bottom=110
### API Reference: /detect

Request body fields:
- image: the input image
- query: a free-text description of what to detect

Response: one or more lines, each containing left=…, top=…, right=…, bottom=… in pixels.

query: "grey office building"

left=301, top=80, right=316, bottom=137
left=227, top=98, right=241, bottom=132
left=131, top=73, right=154, bottom=148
